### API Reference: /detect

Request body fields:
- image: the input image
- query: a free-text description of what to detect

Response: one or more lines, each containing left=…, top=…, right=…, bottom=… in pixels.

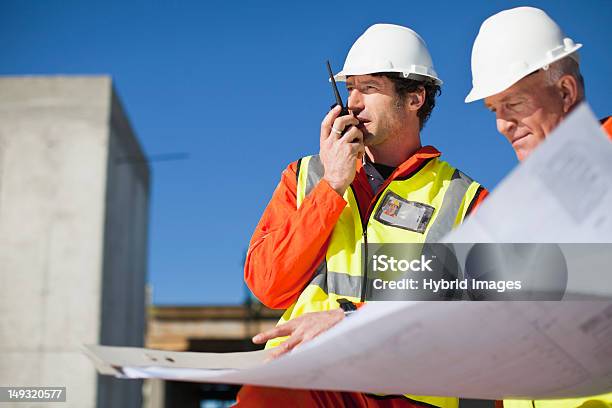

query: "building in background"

left=0, top=76, right=150, bottom=408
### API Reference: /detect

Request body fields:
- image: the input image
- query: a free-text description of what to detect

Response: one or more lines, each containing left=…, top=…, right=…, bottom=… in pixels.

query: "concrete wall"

left=97, top=88, right=150, bottom=408
left=0, top=76, right=150, bottom=408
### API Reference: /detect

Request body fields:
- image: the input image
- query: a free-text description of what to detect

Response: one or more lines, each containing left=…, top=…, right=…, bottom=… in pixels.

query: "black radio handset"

left=326, top=61, right=363, bottom=156
left=326, top=60, right=350, bottom=117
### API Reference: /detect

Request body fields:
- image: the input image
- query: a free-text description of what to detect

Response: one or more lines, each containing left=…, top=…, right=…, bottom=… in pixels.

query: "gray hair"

left=543, top=54, right=585, bottom=101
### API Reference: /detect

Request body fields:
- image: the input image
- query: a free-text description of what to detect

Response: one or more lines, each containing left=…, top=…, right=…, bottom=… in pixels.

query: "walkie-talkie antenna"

left=326, top=60, right=349, bottom=116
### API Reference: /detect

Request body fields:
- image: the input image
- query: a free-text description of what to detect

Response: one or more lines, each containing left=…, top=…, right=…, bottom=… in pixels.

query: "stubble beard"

left=363, top=95, right=411, bottom=147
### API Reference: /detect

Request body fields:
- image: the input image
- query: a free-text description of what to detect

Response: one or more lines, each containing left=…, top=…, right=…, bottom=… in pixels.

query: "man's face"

left=346, top=75, right=411, bottom=147
left=484, top=70, right=566, bottom=161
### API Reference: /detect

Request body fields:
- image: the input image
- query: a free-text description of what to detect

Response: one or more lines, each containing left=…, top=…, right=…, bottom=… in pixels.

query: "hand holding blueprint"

left=85, top=301, right=612, bottom=399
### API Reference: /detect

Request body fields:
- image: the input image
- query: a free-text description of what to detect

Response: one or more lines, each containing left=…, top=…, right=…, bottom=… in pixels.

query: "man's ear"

left=405, top=87, right=426, bottom=112
left=557, top=74, right=579, bottom=113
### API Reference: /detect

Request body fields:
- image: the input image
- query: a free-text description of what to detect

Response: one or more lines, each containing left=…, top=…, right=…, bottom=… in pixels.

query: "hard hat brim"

left=333, top=70, right=443, bottom=86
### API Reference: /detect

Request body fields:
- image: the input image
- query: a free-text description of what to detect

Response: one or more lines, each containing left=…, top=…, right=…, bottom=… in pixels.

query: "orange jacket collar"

left=356, top=145, right=441, bottom=179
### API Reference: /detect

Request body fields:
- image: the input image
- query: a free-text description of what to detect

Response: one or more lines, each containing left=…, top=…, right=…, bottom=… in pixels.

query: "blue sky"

left=2, top=1, right=610, bottom=305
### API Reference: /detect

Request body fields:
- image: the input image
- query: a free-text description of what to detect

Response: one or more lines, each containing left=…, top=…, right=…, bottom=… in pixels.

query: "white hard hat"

left=334, top=23, right=442, bottom=85
left=465, top=7, right=582, bottom=103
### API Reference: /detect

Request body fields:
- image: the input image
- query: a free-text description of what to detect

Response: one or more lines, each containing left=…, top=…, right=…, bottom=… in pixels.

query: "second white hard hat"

left=465, top=7, right=582, bottom=103
left=334, top=23, right=442, bottom=85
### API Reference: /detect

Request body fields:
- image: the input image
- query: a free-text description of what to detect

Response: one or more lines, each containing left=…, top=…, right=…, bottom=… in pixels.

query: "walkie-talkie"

left=326, top=60, right=350, bottom=117
left=326, top=61, right=363, bottom=150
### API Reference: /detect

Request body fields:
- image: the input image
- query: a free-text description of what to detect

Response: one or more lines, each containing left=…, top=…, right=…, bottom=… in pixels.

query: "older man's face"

left=484, top=70, right=566, bottom=161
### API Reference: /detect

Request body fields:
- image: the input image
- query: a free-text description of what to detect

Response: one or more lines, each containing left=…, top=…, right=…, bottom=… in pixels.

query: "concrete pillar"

left=0, top=76, right=150, bottom=408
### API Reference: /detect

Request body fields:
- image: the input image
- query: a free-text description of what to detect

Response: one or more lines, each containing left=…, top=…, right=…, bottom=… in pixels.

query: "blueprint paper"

left=86, top=302, right=612, bottom=399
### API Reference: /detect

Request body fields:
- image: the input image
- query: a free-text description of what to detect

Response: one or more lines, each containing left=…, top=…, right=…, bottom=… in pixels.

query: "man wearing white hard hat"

left=466, top=6, right=611, bottom=161
left=466, top=7, right=612, bottom=408
left=237, top=24, right=487, bottom=407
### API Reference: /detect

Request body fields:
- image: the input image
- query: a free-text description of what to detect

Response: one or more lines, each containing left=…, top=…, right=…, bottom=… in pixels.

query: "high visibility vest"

left=267, top=154, right=484, bottom=408
left=504, top=393, right=612, bottom=408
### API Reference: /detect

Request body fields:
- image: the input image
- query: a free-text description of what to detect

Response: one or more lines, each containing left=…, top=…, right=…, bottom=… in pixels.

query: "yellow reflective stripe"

left=305, top=154, right=324, bottom=197
left=311, top=270, right=363, bottom=298
left=455, top=181, right=483, bottom=226
left=296, top=156, right=312, bottom=208
left=505, top=392, right=612, bottom=408
left=296, top=154, right=326, bottom=208
left=287, top=260, right=363, bottom=299
left=426, top=169, right=474, bottom=243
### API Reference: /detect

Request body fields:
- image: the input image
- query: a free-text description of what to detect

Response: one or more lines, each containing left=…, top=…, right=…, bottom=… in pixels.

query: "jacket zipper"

left=360, top=225, right=368, bottom=302
left=354, top=178, right=394, bottom=302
